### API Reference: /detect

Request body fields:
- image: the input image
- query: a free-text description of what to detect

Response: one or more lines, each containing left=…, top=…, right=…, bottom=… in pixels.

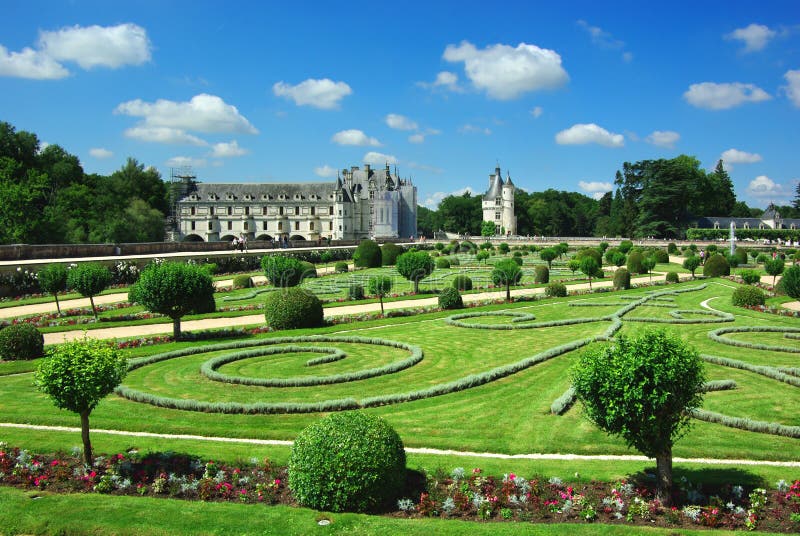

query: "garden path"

left=1, top=422, right=798, bottom=467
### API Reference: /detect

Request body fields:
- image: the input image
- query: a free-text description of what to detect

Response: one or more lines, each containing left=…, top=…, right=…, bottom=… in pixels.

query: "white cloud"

left=408, top=133, right=425, bottom=144
left=331, top=129, right=381, bottom=147
left=725, top=23, right=776, bottom=52
left=530, top=106, right=543, bottom=118
left=720, top=148, right=762, bottom=167
left=645, top=130, right=680, bottom=148
left=555, top=123, right=624, bottom=147
left=622, top=51, right=634, bottom=62
left=443, top=40, right=569, bottom=100
left=0, top=45, right=69, bottom=79
left=576, top=19, right=631, bottom=61
left=89, top=147, right=113, bottom=159
left=124, top=126, right=207, bottom=146
left=209, top=140, right=248, bottom=158
left=417, top=71, right=463, bottom=92
left=165, top=156, right=207, bottom=168
left=422, top=187, right=474, bottom=209
left=272, top=78, right=352, bottom=109
left=746, top=175, right=789, bottom=201
left=579, top=181, right=613, bottom=199
left=39, top=23, right=151, bottom=69
left=385, top=113, right=418, bottom=131
left=363, top=151, right=397, bottom=166
left=783, top=70, right=800, bottom=108
left=314, top=165, right=337, bottom=178
left=458, top=124, right=492, bottom=135
left=683, top=82, right=771, bottom=110
left=115, top=94, right=258, bottom=134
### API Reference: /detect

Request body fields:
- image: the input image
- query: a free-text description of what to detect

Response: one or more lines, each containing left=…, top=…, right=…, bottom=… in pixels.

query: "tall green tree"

left=438, top=192, right=482, bottom=235
left=572, top=330, right=705, bottom=505
left=396, top=251, right=435, bottom=293
left=704, top=160, right=736, bottom=216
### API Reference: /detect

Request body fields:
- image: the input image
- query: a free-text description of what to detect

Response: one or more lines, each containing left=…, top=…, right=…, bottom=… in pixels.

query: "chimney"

left=364, top=164, right=371, bottom=176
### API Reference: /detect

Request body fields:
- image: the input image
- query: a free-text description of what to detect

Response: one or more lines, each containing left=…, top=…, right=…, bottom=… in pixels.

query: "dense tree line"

left=0, top=122, right=168, bottom=244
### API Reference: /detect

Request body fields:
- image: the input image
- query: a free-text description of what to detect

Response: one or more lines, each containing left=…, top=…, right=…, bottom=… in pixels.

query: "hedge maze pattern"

left=117, top=284, right=800, bottom=438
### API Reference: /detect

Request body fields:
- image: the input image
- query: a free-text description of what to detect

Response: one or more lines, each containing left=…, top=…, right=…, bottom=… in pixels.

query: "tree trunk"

left=413, top=280, right=419, bottom=294
left=173, top=318, right=181, bottom=340
left=506, top=283, right=511, bottom=302
left=80, top=410, right=92, bottom=465
left=54, top=294, right=61, bottom=314
left=379, top=296, right=384, bottom=316
left=588, top=276, right=592, bottom=290
left=655, top=448, right=673, bottom=506
left=89, top=296, right=97, bottom=320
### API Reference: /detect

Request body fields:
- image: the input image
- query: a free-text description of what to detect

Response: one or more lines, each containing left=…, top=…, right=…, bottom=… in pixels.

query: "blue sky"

left=1, top=0, right=798, bottom=210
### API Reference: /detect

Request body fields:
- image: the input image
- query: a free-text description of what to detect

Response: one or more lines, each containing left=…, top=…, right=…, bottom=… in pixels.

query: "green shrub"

left=353, top=240, right=382, bottom=268
left=67, top=262, right=112, bottom=319
left=479, top=241, right=493, bottom=250
left=651, top=249, right=669, bottom=263
left=320, top=251, right=333, bottom=264
left=381, top=243, right=404, bottom=266
left=756, top=253, right=769, bottom=264
left=575, top=248, right=602, bottom=266
left=435, top=257, right=451, bottom=269
left=703, top=254, right=731, bottom=278
left=498, top=243, right=510, bottom=254
left=626, top=251, right=644, bottom=274
left=232, top=274, right=253, bottom=289
left=545, top=281, right=567, bottom=297
left=513, top=251, right=523, bottom=258
left=334, top=261, right=349, bottom=273
left=448, top=256, right=460, bottom=266
left=438, top=287, right=463, bottom=310
left=289, top=412, right=406, bottom=513
left=511, top=256, right=523, bottom=266
left=725, top=252, right=739, bottom=268
left=0, top=323, right=44, bottom=361
left=459, top=241, right=476, bottom=253
left=261, top=255, right=304, bottom=287
left=348, top=284, right=365, bottom=300
left=706, top=245, right=718, bottom=254
left=534, top=265, right=549, bottom=284
left=599, top=242, right=609, bottom=253
left=434, top=242, right=444, bottom=251
left=618, top=240, right=633, bottom=254
left=665, top=271, right=679, bottom=283
left=613, top=268, right=631, bottom=290
left=782, top=265, right=800, bottom=299
left=452, top=274, right=473, bottom=291
left=667, top=242, right=677, bottom=254
left=299, top=261, right=317, bottom=279
left=734, top=248, right=749, bottom=265
left=731, top=286, right=766, bottom=307
left=264, top=288, right=324, bottom=330
left=738, top=269, right=761, bottom=285
left=476, top=251, right=490, bottom=263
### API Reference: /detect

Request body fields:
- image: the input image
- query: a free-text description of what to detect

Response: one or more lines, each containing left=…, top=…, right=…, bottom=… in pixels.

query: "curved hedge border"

left=689, top=409, right=800, bottom=438
left=625, top=309, right=734, bottom=324
left=701, top=354, right=800, bottom=388
left=708, top=326, right=800, bottom=353
left=222, top=287, right=275, bottom=302
left=701, top=379, right=738, bottom=392
left=445, top=311, right=609, bottom=331
left=550, top=387, right=576, bottom=415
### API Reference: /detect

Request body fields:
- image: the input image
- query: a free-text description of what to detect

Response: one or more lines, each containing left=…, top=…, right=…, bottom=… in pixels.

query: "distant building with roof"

left=482, top=165, right=516, bottom=236
left=695, top=203, right=800, bottom=232
left=175, top=163, right=417, bottom=242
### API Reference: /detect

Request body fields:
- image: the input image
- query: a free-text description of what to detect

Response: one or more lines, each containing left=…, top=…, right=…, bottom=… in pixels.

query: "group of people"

left=230, top=234, right=247, bottom=252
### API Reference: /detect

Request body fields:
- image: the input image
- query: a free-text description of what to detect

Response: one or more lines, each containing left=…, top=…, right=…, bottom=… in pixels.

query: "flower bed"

left=1, top=444, right=798, bottom=531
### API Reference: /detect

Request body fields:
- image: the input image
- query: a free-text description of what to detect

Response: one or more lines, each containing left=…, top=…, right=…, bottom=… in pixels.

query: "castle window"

left=263, top=221, right=267, bottom=230
left=495, top=212, right=501, bottom=221
left=191, top=221, right=196, bottom=230
left=330, top=206, right=334, bottom=215
left=370, top=190, right=375, bottom=200
left=227, top=221, right=232, bottom=230
left=208, top=222, right=213, bottom=231
left=243, top=222, right=248, bottom=231
left=227, top=207, right=232, bottom=216
left=311, top=206, right=315, bottom=216
left=379, top=208, right=384, bottom=223
left=338, top=209, right=342, bottom=216
left=245, top=206, right=250, bottom=215
left=295, top=206, right=300, bottom=215
left=713, top=221, right=719, bottom=229
left=329, top=222, right=333, bottom=230
left=496, top=197, right=501, bottom=206
left=310, top=222, right=315, bottom=231
left=339, top=225, right=342, bottom=231
left=279, top=207, right=284, bottom=215
left=278, top=222, right=283, bottom=231
left=210, top=207, right=215, bottom=216
left=190, top=207, right=195, bottom=216
left=294, top=221, right=300, bottom=231
left=262, top=206, right=267, bottom=215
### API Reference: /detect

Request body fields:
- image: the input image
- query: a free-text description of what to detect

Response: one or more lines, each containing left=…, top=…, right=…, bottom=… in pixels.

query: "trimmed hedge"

left=612, top=268, right=630, bottom=290
left=731, top=285, right=765, bottom=307
left=690, top=408, right=800, bottom=438
left=232, top=274, right=253, bottom=289
left=289, top=412, right=406, bottom=513
left=701, top=353, right=800, bottom=388
left=451, top=274, right=473, bottom=291
left=708, top=326, right=800, bottom=353
left=264, top=288, right=324, bottom=330
left=545, top=281, right=567, bottom=297
left=261, top=255, right=304, bottom=287
left=550, top=387, right=576, bottom=415
left=353, top=240, right=382, bottom=268
left=381, top=243, right=404, bottom=266
left=435, top=257, right=451, bottom=269
left=348, top=284, right=365, bottom=300
left=665, top=271, right=679, bottom=283
left=438, top=287, right=463, bottom=310
left=782, top=264, right=800, bottom=299
left=0, top=323, right=44, bottom=361
left=703, top=254, right=730, bottom=277
left=738, top=269, right=761, bottom=285
left=626, top=251, right=643, bottom=274
left=534, top=265, right=549, bottom=284
left=335, top=261, right=349, bottom=273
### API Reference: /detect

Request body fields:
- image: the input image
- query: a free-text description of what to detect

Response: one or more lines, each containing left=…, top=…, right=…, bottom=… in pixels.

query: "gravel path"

left=2, top=422, right=797, bottom=467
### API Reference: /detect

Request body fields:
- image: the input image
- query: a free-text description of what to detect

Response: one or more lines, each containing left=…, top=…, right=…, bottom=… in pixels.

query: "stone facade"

left=696, top=204, right=800, bottom=231
left=176, top=163, right=416, bottom=242
left=481, top=165, right=516, bottom=236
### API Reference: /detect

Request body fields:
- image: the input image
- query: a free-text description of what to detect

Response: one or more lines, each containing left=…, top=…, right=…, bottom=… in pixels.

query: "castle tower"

left=502, top=171, right=516, bottom=236
left=482, top=165, right=516, bottom=236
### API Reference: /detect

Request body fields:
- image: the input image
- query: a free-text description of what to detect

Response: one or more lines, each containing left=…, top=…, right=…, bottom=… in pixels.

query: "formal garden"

left=1, top=240, right=799, bottom=534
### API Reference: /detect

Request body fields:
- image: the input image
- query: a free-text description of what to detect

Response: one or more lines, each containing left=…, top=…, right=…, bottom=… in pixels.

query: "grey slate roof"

left=484, top=172, right=504, bottom=200
left=180, top=182, right=337, bottom=203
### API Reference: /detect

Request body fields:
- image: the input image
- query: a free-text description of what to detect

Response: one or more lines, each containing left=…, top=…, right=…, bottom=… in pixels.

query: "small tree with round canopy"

left=683, top=255, right=701, bottom=279
left=539, top=248, right=557, bottom=269
left=368, top=275, right=393, bottom=316
left=38, top=263, right=68, bottom=314
left=35, top=337, right=127, bottom=464
left=764, top=257, right=785, bottom=286
left=67, top=263, right=111, bottom=320
left=396, top=251, right=434, bottom=294
left=579, top=256, right=600, bottom=290
left=491, top=258, right=522, bottom=302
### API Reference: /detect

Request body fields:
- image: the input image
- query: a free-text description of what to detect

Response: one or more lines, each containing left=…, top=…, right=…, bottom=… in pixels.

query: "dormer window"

left=294, top=194, right=302, bottom=200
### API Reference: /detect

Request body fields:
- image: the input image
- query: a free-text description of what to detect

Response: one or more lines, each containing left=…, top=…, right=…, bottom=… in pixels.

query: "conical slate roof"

left=484, top=167, right=504, bottom=200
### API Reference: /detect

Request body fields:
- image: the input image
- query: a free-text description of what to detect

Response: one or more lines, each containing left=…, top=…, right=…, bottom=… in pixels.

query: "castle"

left=175, top=163, right=417, bottom=242
left=482, top=165, right=516, bottom=236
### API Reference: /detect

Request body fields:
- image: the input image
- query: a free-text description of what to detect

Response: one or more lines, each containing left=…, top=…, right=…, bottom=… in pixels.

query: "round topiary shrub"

left=438, top=287, right=463, bottom=310
left=665, top=271, right=679, bottom=283
left=511, top=256, right=523, bottom=266
left=348, top=284, right=365, bottom=300
left=435, top=257, right=451, bottom=269
left=734, top=248, right=749, bottom=265
left=289, top=412, right=406, bottom=513
left=626, top=251, right=644, bottom=274
left=651, top=249, right=669, bottom=264
left=262, top=255, right=304, bottom=287
left=545, top=281, right=567, bottom=297
left=434, top=242, right=445, bottom=251
left=738, top=269, right=761, bottom=285
left=667, top=242, right=677, bottom=254
left=513, top=251, right=523, bottom=258
left=756, top=253, right=769, bottom=264
left=381, top=243, right=404, bottom=266
left=452, top=274, right=473, bottom=291
left=299, top=261, right=317, bottom=279
left=232, top=274, right=253, bottom=289
left=618, top=240, right=633, bottom=254
left=334, top=261, right=349, bottom=274
left=731, top=285, right=766, bottom=307
left=353, top=240, right=382, bottom=268
left=448, top=256, right=460, bottom=266
left=613, top=268, right=631, bottom=290
left=781, top=264, right=800, bottom=299
left=264, top=288, right=324, bottom=330
left=534, top=265, right=549, bottom=284
left=703, top=254, right=731, bottom=278
left=0, top=323, right=44, bottom=361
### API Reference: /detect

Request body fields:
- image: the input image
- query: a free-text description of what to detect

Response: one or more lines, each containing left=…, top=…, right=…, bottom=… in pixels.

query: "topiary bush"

left=782, top=264, right=800, bottom=299
left=452, top=274, right=473, bottom=291
left=738, top=269, right=761, bottom=285
left=511, top=256, right=523, bottom=266
left=626, top=251, right=644, bottom=274
left=651, top=249, right=669, bottom=264
left=734, top=248, right=749, bottom=265
left=381, top=243, right=404, bottom=266
left=665, top=271, right=679, bottom=283
left=0, top=323, right=44, bottom=361
left=613, top=268, right=631, bottom=290
left=335, top=261, right=349, bottom=273
left=264, top=288, right=324, bottom=330
left=288, top=412, right=406, bottom=513
left=545, top=281, right=567, bottom=297
left=448, top=256, right=460, bottom=266
left=667, top=242, right=677, bottom=254
left=348, top=284, right=365, bottom=300
left=435, top=257, right=451, bottom=269
left=353, top=239, right=382, bottom=268
left=534, top=265, right=549, bottom=284
left=299, top=261, right=317, bottom=279
left=232, top=274, right=253, bottom=289
left=731, top=285, right=766, bottom=307
left=703, top=254, right=731, bottom=278
left=618, top=240, right=633, bottom=254
left=438, top=287, right=463, bottom=310
left=261, top=255, right=304, bottom=287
